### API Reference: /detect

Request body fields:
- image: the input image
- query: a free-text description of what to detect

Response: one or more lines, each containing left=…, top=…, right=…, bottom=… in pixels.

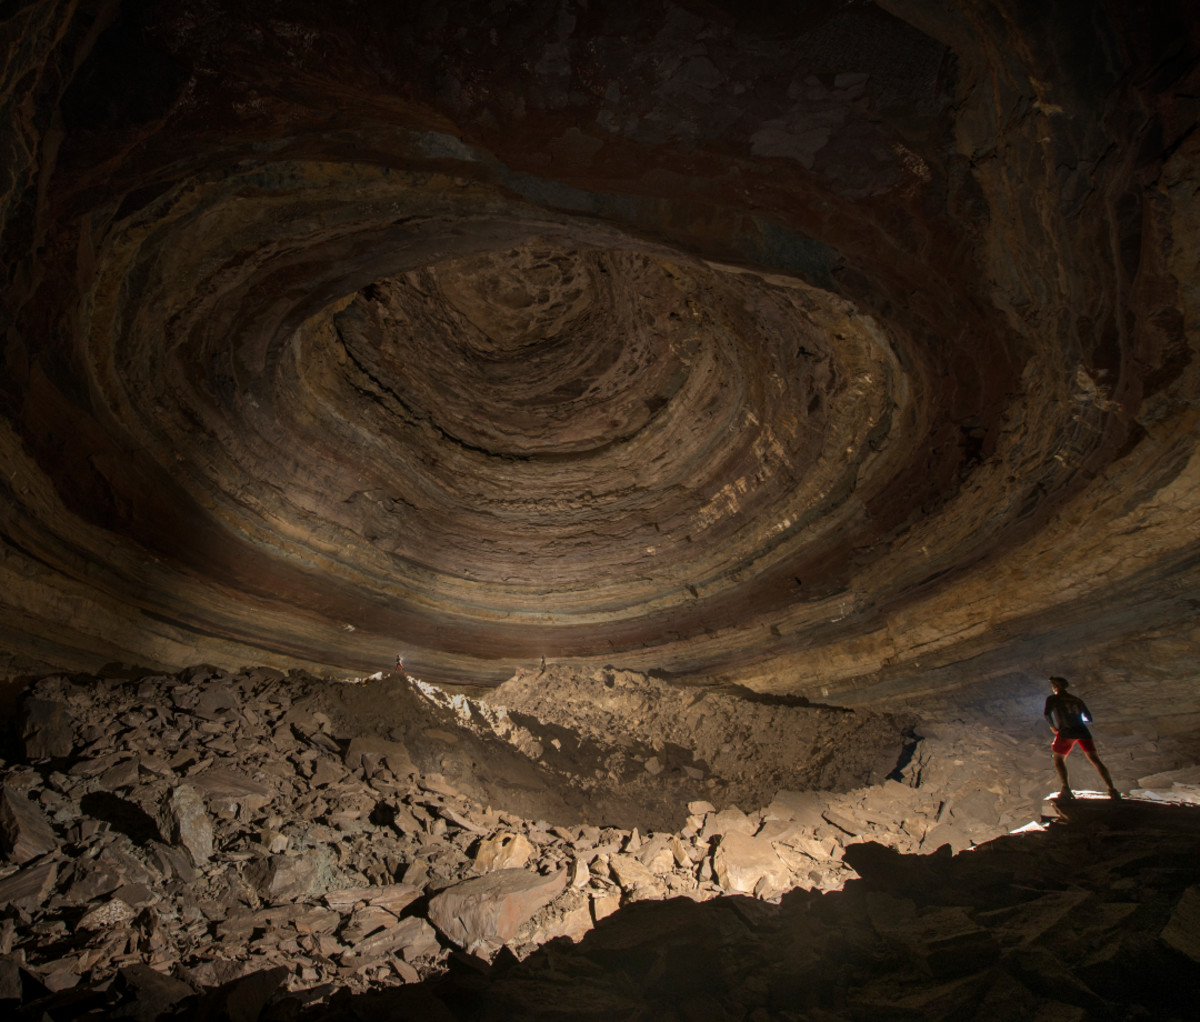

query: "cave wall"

left=1, top=0, right=1198, bottom=697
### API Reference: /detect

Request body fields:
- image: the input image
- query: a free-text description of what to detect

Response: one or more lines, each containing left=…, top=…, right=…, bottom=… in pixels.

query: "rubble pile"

left=1, top=665, right=1198, bottom=1020
left=376, top=806, right=1200, bottom=1022
left=0, top=666, right=924, bottom=1018
left=479, top=666, right=915, bottom=812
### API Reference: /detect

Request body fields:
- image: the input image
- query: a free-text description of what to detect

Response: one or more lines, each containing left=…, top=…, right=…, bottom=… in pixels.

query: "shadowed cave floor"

left=296, top=807, right=1200, bottom=1022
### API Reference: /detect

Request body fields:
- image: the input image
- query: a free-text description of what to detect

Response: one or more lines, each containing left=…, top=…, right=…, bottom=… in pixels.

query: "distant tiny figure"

left=395, top=653, right=405, bottom=673
left=1043, top=676, right=1119, bottom=800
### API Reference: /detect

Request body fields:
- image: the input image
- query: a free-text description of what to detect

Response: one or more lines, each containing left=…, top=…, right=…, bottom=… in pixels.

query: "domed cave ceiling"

left=2, top=0, right=1198, bottom=699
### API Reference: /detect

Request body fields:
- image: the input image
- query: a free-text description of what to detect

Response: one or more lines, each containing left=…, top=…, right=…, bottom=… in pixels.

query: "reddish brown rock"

left=157, top=786, right=213, bottom=866
left=0, top=860, right=58, bottom=912
left=0, top=785, right=57, bottom=864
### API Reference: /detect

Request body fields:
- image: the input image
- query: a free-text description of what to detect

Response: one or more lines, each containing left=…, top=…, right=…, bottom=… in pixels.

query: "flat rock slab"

left=248, top=853, right=321, bottom=903
left=0, top=785, right=58, bottom=864
left=158, top=785, right=212, bottom=866
left=344, top=916, right=440, bottom=966
left=1050, top=796, right=1200, bottom=832
left=428, top=868, right=566, bottom=953
left=713, top=830, right=791, bottom=897
left=324, top=882, right=420, bottom=915
left=19, top=698, right=74, bottom=759
left=188, top=768, right=272, bottom=812
left=0, top=860, right=58, bottom=912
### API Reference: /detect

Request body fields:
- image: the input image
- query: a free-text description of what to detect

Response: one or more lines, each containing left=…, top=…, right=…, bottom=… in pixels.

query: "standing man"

left=1044, top=676, right=1120, bottom=799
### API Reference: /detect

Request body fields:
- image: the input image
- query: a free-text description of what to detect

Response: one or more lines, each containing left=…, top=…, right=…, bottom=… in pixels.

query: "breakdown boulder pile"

left=0, top=665, right=1198, bottom=1019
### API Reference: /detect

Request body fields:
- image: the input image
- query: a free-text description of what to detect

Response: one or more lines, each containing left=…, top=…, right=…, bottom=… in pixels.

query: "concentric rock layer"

left=1, top=0, right=1198, bottom=696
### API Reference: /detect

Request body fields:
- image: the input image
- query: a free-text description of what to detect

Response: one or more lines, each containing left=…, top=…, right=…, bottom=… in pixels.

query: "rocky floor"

left=0, top=665, right=1198, bottom=1020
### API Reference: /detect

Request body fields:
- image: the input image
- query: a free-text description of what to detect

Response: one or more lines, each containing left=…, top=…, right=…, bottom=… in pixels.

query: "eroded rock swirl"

left=1, top=0, right=1198, bottom=696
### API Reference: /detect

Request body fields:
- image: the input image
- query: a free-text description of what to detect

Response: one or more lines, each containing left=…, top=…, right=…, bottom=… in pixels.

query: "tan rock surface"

left=427, top=868, right=568, bottom=953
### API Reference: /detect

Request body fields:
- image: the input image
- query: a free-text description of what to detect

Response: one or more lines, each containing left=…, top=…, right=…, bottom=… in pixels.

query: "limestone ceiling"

left=1, top=0, right=1198, bottom=694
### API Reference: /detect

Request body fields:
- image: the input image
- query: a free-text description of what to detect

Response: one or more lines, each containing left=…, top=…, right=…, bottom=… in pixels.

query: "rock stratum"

left=1, top=0, right=1199, bottom=700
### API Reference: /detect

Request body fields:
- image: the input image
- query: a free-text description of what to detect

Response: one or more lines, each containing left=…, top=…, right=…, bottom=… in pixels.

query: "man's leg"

left=1053, top=751, right=1071, bottom=795
left=1083, top=747, right=1118, bottom=795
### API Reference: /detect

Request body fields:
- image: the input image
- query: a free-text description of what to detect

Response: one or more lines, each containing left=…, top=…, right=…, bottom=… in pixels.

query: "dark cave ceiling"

left=1, top=0, right=1198, bottom=694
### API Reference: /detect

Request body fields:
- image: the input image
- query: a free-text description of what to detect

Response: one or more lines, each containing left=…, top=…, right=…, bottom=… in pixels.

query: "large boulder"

left=427, top=868, right=566, bottom=956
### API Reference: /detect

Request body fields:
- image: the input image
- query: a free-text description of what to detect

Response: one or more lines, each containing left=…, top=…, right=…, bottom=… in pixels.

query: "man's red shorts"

left=1052, top=734, right=1095, bottom=755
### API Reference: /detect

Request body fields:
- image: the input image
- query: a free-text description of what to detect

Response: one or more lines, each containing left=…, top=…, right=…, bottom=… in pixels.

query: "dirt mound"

left=482, top=666, right=915, bottom=812
left=311, top=666, right=913, bottom=833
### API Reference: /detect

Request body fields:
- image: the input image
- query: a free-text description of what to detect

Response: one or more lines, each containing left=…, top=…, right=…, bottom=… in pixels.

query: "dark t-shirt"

left=1044, top=692, right=1093, bottom=740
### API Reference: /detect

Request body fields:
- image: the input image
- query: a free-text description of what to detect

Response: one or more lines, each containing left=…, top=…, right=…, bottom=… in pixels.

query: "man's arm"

left=1044, top=696, right=1058, bottom=731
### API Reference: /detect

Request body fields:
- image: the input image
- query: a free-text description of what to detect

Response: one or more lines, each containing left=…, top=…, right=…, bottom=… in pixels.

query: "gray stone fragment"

left=248, top=853, right=321, bottom=903
left=821, top=808, right=865, bottom=836
left=0, top=784, right=58, bottom=864
left=98, top=757, right=141, bottom=790
left=701, top=806, right=756, bottom=840
left=158, top=785, right=213, bottom=866
left=324, top=882, right=420, bottom=915
left=148, top=841, right=198, bottom=883
left=635, top=835, right=676, bottom=873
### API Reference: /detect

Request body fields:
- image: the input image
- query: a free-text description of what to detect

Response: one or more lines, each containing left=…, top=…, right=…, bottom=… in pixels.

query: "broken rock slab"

left=0, top=785, right=58, bottom=864
left=1162, top=885, right=1200, bottom=963
left=474, top=832, right=534, bottom=872
left=157, top=785, right=212, bottom=866
left=248, top=853, right=322, bottom=904
left=324, top=882, right=420, bottom=916
left=342, top=915, right=440, bottom=968
left=111, top=963, right=196, bottom=1022
left=187, top=768, right=272, bottom=816
left=18, top=697, right=74, bottom=760
left=713, top=830, right=791, bottom=898
left=76, top=896, right=137, bottom=932
left=428, top=868, right=567, bottom=955
left=0, top=859, right=58, bottom=913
